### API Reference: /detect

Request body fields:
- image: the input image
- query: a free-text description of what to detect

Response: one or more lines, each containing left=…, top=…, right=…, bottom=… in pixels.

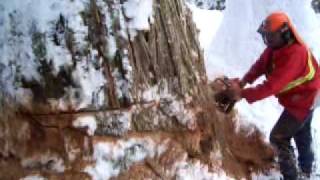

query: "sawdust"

left=206, top=80, right=276, bottom=179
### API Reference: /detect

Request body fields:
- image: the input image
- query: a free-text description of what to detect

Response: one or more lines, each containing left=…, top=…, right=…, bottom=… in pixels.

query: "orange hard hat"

left=258, top=11, right=306, bottom=47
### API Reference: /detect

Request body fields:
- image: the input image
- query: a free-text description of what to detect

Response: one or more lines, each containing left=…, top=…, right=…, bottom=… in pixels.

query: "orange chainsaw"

left=212, top=76, right=238, bottom=114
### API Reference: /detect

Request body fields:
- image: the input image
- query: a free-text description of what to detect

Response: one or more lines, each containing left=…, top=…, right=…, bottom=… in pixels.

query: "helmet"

left=258, top=11, right=306, bottom=47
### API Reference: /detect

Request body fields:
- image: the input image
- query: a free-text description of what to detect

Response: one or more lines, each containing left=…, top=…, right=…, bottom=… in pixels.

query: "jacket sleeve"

left=242, top=48, right=270, bottom=84
left=242, top=48, right=306, bottom=103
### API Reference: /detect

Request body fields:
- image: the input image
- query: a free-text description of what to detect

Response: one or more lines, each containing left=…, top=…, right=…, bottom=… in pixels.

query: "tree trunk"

left=0, top=0, right=274, bottom=179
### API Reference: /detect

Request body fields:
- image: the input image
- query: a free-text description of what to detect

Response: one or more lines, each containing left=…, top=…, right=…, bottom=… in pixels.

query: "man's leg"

left=294, top=111, right=314, bottom=176
left=270, top=110, right=304, bottom=180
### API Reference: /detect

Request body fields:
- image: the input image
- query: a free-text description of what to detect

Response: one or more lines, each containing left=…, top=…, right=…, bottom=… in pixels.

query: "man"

left=230, top=12, right=320, bottom=180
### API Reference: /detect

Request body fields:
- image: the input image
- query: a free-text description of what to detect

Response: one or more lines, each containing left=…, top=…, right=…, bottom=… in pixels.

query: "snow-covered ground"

left=190, top=0, right=320, bottom=179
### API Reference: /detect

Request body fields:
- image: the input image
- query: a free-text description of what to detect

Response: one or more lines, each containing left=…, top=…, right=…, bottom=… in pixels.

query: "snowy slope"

left=187, top=4, right=223, bottom=53
left=190, top=0, right=320, bottom=178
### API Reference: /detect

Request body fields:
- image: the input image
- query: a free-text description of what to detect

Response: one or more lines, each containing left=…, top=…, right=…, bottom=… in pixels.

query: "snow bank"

left=187, top=3, right=223, bottom=51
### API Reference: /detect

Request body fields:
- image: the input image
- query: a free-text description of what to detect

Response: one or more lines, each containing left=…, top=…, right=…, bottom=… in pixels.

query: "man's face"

left=261, top=30, right=286, bottom=49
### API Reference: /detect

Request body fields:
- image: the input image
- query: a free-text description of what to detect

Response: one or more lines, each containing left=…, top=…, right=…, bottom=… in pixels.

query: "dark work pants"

left=270, top=110, right=314, bottom=180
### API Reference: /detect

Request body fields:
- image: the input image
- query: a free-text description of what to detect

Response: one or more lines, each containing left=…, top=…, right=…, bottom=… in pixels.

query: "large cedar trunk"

left=0, top=0, right=274, bottom=179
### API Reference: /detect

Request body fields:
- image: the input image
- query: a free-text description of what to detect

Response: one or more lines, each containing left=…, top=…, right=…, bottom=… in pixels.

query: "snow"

left=190, top=0, right=320, bottom=178
left=0, top=1, right=40, bottom=85
left=72, top=115, right=97, bottom=136
left=0, top=0, right=108, bottom=110
left=187, top=3, right=223, bottom=51
left=113, top=50, right=133, bottom=101
left=84, top=137, right=167, bottom=180
left=123, top=0, right=154, bottom=39
left=142, top=84, right=161, bottom=102
left=313, top=108, right=320, bottom=175
left=21, top=152, right=65, bottom=173
left=140, top=80, right=174, bottom=102
left=73, top=53, right=106, bottom=109
left=90, top=0, right=135, bottom=105
left=251, top=169, right=282, bottom=180
left=160, top=98, right=197, bottom=130
left=97, top=110, right=133, bottom=136
left=122, top=50, right=133, bottom=81
left=187, top=0, right=225, bottom=10
left=1, top=0, right=320, bottom=179
left=0, top=0, right=149, bottom=111
left=6, top=0, right=87, bottom=73
left=20, top=175, right=47, bottom=180
left=113, top=67, right=131, bottom=100
left=115, top=111, right=132, bottom=135
left=174, top=153, right=235, bottom=180
left=96, top=0, right=118, bottom=58
left=140, top=81, right=197, bottom=130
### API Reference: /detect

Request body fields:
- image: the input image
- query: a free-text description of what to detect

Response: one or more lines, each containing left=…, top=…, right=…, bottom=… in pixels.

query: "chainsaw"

left=212, top=76, right=238, bottom=114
